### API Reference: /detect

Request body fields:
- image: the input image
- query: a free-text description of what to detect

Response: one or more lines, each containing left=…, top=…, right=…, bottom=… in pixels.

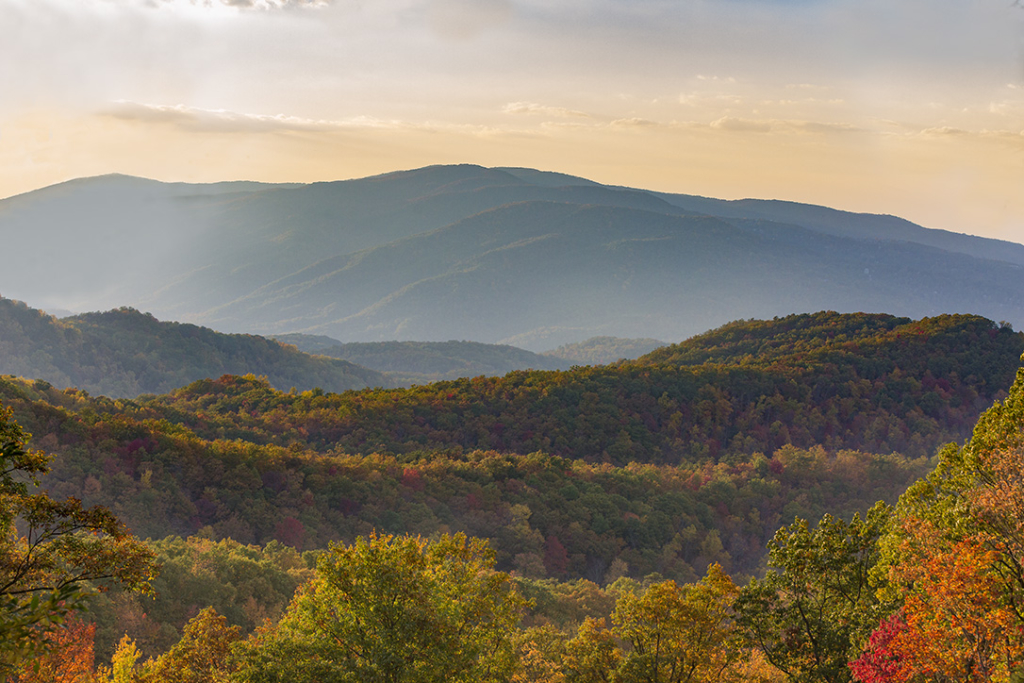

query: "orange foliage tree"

left=855, top=520, right=1023, bottom=682
left=852, top=367, right=1024, bottom=682
left=17, top=616, right=97, bottom=683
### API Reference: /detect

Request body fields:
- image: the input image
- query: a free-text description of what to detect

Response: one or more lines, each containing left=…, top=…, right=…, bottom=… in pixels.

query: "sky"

left=1, top=0, right=1022, bottom=243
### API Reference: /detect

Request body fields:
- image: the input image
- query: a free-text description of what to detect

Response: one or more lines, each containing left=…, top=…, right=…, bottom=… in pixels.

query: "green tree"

left=140, top=607, right=241, bottom=683
left=734, top=504, right=891, bottom=683
left=613, top=564, right=742, bottom=683
left=0, top=404, right=155, bottom=672
left=236, top=532, right=526, bottom=683
left=562, top=617, right=619, bottom=683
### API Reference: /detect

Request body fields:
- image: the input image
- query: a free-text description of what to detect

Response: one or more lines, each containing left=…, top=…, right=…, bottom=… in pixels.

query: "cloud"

left=502, top=102, right=591, bottom=118
left=102, top=101, right=397, bottom=133
left=705, top=116, right=864, bottom=135
left=710, top=116, right=772, bottom=133
left=920, top=126, right=968, bottom=137
left=143, top=0, right=334, bottom=9
left=793, top=121, right=861, bottom=134
left=610, top=117, right=659, bottom=127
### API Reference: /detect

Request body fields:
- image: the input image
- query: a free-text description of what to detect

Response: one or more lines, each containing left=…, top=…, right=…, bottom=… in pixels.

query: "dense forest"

left=2, top=310, right=1023, bottom=681
left=135, top=312, right=1022, bottom=462
left=0, top=298, right=389, bottom=398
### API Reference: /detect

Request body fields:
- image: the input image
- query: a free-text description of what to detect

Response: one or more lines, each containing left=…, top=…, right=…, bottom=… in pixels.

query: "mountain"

left=277, top=338, right=565, bottom=386
left=271, top=335, right=665, bottom=385
left=2, top=165, right=1022, bottom=348
left=542, top=337, right=667, bottom=365
left=648, top=190, right=1024, bottom=268
left=0, top=298, right=389, bottom=397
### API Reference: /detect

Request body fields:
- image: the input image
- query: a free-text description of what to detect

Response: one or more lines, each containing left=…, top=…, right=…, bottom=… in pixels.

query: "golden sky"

left=2, top=0, right=1022, bottom=243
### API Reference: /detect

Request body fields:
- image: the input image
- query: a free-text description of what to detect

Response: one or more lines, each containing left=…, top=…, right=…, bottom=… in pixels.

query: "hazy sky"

left=2, top=0, right=1022, bottom=242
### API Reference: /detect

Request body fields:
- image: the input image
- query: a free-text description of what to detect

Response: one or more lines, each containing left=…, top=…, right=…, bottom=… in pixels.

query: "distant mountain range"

left=2, top=165, right=1021, bottom=349
left=271, top=334, right=666, bottom=386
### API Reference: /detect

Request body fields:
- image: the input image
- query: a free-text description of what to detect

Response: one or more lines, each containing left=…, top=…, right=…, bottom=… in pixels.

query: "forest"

left=2, top=311, right=1023, bottom=681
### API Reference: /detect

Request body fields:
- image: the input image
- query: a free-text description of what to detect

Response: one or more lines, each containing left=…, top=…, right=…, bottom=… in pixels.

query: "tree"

left=851, top=368, right=1024, bottom=683
left=734, top=504, right=891, bottom=683
left=852, top=445, right=1024, bottom=682
left=139, top=607, right=241, bottom=683
left=562, top=618, right=619, bottom=683
left=854, top=524, right=1022, bottom=683
left=235, top=532, right=526, bottom=683
left=512, top=625, right=567, bottom=683
left=613, top=564, right=742, bottom=683
left=15, top=615, right=97, bottom=683
left=99, top=635, right=143, bottom=683
left=0, top=403, right=156, bottom=673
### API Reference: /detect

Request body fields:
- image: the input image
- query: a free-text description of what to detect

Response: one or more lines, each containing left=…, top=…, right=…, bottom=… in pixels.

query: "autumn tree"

left=853, top=526, right=1022, bottom=682
left=512, top=625, right=567, bottom=683
left=850, top=367, right=1024, bottom=682
left=235, top=532, right=526, bottom=683
left=138, top=607, right=241, bottom=683
left=16, top=615, right=97, bottom=683
left=613, top=563, right=742, bottom=683
left=0, top=404, right=155, bottom=673
left=562, top=618, right=619, bottom=683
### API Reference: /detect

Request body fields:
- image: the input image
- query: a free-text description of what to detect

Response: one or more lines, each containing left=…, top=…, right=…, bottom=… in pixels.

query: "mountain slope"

left=542, top=337, right=667, bottom=365
left=272, top=335, right=666, bottom=385
left=651, top=191, right=1024, bottom=268
left=2, top=165, right=1022, bottom=346
left=125, top=312, right=1024, bottom=463
left=4, top=311, right=1019, bottom=582
left=0, top=298, right=389, bottom=397
left=289, top=339, right=566, bottom=385
left=199, top=200, right=1024, bottom=348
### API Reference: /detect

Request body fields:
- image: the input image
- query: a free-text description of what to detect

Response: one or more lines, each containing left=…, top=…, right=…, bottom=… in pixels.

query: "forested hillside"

left=131, top=313, right=1022, bottom=462
left=3, top=310, right=1024, bottom=680
left=0, top=298, right=389, bottom=397
left=0, top=312, right=1012, bottom=577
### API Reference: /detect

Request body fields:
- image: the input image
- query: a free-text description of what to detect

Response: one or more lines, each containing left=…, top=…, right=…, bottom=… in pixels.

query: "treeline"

left=136, top=313, right=1022, bottom=462
left=0, top=298, right=389, bottom=398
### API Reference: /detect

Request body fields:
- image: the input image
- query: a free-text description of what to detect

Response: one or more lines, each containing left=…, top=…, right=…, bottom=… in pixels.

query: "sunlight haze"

left=1, top=0, right=1022, bottom=242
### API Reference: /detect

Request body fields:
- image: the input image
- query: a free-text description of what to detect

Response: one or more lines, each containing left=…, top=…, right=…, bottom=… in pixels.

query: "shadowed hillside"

left=2, top=165, right=1022, bottom=348
left=0, top=298, right=389, bottom=397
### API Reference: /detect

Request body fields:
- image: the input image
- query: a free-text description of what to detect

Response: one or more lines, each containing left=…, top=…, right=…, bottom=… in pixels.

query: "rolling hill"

left=8, top=311, right=1020, bottom=585
left=0, top=298, right=389, bottom=397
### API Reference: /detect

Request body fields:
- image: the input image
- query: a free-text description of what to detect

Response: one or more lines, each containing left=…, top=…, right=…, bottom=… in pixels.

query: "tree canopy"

left=0, top=402, right=155, bottom=672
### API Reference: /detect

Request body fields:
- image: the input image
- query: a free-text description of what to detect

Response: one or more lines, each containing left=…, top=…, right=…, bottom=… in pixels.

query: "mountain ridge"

left=2, top=164, right=1021, bottom=347
left=0, top=298, right=390, bottom=398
